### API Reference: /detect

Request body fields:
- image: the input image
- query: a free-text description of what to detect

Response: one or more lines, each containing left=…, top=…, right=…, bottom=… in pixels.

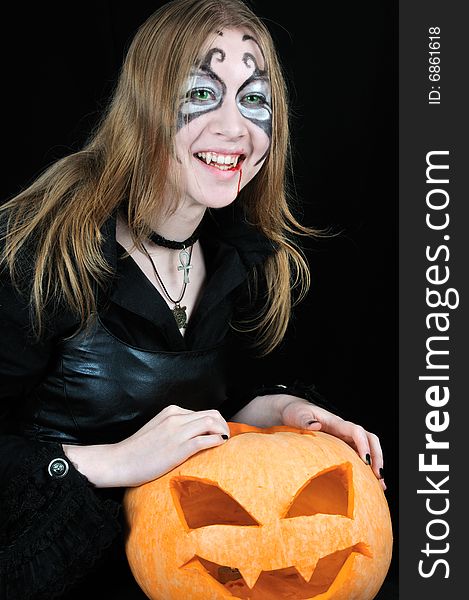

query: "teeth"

left=295, top=563, right=316, bottom=583
left=235, top=566, right=262, bottom=590
left=196, top=152, right=242, bottom=168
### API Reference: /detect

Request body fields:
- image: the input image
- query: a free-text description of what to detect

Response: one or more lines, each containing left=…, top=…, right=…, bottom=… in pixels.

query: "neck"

left=149, top=204, right=207, bottom=243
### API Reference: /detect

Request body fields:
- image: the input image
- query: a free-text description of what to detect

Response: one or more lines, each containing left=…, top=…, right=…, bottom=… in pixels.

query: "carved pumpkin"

left=124, top=423, right=393, bottom=599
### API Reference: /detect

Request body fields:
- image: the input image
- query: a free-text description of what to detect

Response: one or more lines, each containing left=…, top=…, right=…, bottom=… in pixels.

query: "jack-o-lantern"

left=124, top=423, right=393, bottom=600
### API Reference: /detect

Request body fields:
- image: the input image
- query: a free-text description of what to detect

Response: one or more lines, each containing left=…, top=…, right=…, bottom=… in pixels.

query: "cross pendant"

left=177, top=248, right=192, bottom=283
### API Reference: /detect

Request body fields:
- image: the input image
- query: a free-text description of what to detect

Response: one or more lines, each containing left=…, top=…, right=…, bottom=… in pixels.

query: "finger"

left=182, top=413, right=230, bottom=441
left=158, top=404, right=195, bottom=422
left=132, top=405, right=194, bottom=438
left=282, top=400, right=325, bottom=429
left=321, top=420, right=371, bottom=466
left=185, top=433, right=229, bottom=456
left=304, top=420, right=322, bottom=431
left=348, top=425, right=372, bottom=466
left=301, top=405, right=344, bottom=429
left=367, top=431, right=384, bottom=480
left=297, top=408, right=387, bottom=488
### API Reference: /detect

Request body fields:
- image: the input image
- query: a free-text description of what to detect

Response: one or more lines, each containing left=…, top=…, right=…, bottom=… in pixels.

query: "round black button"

left=47, top=458, right=70, bottom=478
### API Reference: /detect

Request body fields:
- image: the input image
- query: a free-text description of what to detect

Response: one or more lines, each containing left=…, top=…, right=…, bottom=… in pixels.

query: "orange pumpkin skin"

left=124, top=424, right=393, bottom=600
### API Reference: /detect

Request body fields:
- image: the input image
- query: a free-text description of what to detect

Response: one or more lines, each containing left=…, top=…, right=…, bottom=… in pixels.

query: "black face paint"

left=242, top=34, right=266, bottom=64
left=176, top=35, right=272, bottom=152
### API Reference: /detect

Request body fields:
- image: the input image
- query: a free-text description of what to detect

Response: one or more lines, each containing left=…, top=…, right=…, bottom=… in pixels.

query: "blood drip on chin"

left=237, top=168, right=242, bottom=195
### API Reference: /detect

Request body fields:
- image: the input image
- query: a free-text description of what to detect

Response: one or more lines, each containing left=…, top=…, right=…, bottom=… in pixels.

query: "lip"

left=193, top=148, right=246, bottom=156
left=192, top=153, right=245, bottom=179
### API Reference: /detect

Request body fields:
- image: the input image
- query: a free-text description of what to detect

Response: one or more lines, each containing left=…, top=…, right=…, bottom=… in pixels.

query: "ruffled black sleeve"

left=0, top=440, right=121, bottom=600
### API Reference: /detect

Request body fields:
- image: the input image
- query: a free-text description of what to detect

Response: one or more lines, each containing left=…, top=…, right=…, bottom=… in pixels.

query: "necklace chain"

left=141, top=244, right=193, bottom=329
left=142, top=244, right=193, bottom=304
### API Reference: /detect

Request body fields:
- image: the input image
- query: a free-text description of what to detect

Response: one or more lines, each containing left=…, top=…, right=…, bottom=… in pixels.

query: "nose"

left=208, top=98, right=248, bottom=140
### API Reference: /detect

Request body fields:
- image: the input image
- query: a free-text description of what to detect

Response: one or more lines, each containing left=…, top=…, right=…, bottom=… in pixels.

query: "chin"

left=185, top=178, right=242, bottom=209
left=195, top=192, right=239, bottom=210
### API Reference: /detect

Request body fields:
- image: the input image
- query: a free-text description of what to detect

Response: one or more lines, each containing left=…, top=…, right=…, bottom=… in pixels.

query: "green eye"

left=244, top=93, right=265, bottom=105
left=190, top=88, right=213, bottom=102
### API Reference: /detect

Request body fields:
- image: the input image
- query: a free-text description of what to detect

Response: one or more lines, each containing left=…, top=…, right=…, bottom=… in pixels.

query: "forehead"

left=199, top=27, right=266, bottom=73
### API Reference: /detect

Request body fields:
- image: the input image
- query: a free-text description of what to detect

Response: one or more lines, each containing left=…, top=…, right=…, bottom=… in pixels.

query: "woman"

left=0, top=0, right=385, bottom=598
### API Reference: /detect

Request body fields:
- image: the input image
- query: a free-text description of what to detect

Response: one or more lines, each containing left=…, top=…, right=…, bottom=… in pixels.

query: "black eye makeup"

left=177, top=71, right=225, bottom=129
left=176, top=38, right=272, bottom=139
left=236, top=76, right=272, bottom=137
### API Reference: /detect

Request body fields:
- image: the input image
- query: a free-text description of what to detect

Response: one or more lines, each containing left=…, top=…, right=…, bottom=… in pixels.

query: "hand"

left=280, top=398, right=386, bottom=491
left=63, top=405, right=230, bottom=488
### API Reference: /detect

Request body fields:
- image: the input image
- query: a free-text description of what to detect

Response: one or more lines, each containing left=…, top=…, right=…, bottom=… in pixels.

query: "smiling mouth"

left=182, top=543, right=371, bottom=598
left=194, top=151, right=245, bottom=171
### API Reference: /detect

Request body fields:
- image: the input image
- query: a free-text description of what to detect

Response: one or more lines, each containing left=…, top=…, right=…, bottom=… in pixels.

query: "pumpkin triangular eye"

left=170, top=477, right=259, bottom=529
left=283, top=462, right=353, bottom=519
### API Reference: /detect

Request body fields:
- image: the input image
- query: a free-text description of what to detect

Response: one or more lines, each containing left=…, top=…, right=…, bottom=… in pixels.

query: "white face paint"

left=177, top=37, right=272, bottom=139
left=169, top=29, right=271, bottom=212
left=236, top=75, right=272, bottom=135
left=178, top=71, right=225, bottom=125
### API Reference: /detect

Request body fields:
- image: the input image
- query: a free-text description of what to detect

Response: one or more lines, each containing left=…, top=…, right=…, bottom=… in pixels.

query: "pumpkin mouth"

left=183, top=543, right=371, bottom=598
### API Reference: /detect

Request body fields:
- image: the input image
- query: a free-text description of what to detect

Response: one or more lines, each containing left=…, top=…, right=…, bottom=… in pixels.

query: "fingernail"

left=365, top=453, right=371, bottom=465
left=221, top=434, right=229, bottom=440
left=306, top=420, right=319, bottom=425
left=379, top=467, right=384, bottom=479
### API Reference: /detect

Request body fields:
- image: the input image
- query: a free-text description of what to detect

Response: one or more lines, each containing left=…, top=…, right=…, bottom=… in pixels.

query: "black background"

left=2, top=1, right=398, bottom=596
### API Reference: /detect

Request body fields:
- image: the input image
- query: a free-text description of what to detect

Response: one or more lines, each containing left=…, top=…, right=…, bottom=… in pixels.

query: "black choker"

left=148, top=226, right=201, bottom=250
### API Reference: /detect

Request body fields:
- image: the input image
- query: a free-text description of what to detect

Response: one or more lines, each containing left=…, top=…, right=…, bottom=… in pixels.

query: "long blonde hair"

left=1, top=0, right=316, bottom=355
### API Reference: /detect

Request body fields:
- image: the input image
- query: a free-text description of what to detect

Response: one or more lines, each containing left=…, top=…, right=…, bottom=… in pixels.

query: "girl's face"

left=170, top=28, right=271, bottom=210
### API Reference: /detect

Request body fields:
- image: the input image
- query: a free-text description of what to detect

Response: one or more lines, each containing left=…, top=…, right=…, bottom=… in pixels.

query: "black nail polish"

left=365, top=453, right=371, bottom=465
left=379, top=467, right=384, bottom=479
left=221, top=434, right=229, bottom=440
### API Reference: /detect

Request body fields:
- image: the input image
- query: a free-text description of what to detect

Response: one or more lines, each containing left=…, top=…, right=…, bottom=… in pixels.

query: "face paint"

left=236, top=41, right=272, bottom=140
left=177, top=48, right=226, bottom=130
left=177, top=40, right=272, bottom=140
left=169, top=29, right=272, bottom=213
left=236, top=72, right=272, bottom=137
left=178, top=69, right=226, bottom=130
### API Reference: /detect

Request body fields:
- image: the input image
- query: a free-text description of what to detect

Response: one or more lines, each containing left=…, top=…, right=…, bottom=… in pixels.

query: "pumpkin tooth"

left=295, top=562, right=316, bottom=583
left=235, top=565, right=262, bottom=589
